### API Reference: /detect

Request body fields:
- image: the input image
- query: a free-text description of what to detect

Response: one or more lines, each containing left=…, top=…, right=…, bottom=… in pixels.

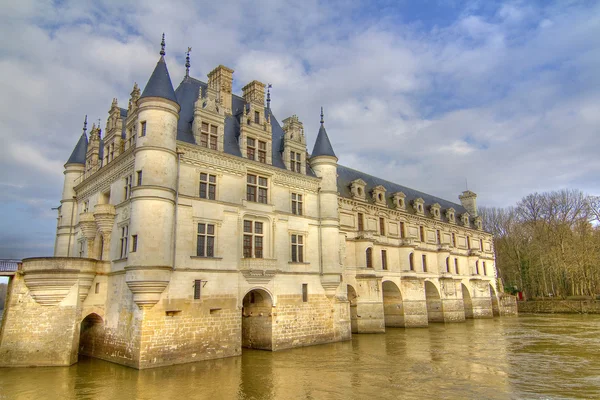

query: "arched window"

left=475, top=260, right=480, bottom=275
left=409, top=253, right=414, bottom=271
left=366, top=248, right=373, bottom=268
left=446, top=257, right=450, bottom=273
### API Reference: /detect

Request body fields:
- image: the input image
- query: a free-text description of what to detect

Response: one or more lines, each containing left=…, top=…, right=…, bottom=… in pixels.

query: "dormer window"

left=430, top=203, right=441, bottom=220
left=446, top=208, right=456, bottom=224
left=462, top=212, right=470, bottom=227
left=474, top=216, right=483, bottom=230
left=413, top=198, right=425, bottom=215
left=254, top=111, right=260, bottom=124
left=200, top=122, right=218, bottom=150
left=372, top=185, right=387, bottom=206
left=350, top=179, right=367, bottom=201
left=393, top=192, right=406, bottom=210
left=290, top=151, right=301, bottom=173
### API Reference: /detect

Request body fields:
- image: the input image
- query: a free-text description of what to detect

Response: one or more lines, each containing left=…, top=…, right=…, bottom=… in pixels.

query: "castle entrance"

left=242, top=289, right=273, bottom=350
left=462, top=284, right=473, bottom=319
left=425, top=281, right=444, bottom=322
left=382, top=281, right=404, bottom=327
left=78, top=313, right=104, bottom=357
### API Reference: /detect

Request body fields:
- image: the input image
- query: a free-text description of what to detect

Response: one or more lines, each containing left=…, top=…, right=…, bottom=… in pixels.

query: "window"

left=248, top=138, right=266, bottom=162
left=194, top=280, right=202, bottom=300
left=200, top=173, right=216, bottom=200
left=247, top=138, right=255, bottom=160
left=243, top=220, right=263, bottom=258
left=124, top=175, right=132, bottom=200
left=400, top=221, right=405, bottom=238
left=475, top=261, right=479, bottom=275
left=136, top=170, right=143, bottom=186
left=409, top=253, right=414, bottom=271
left=422, top=254, right=427, bottom=272
left=120, top=225, right=128, bottom=259
left=381, top=250, right=387, bottom=270
left=200, top=122, right=218, bottom=150
left=452, top=233, right=456, bottom=247
left=254, top=111, right=260, bottom=124
left=131, top=234, right=138, bottom=252
left=79, top=241, right=84, bottom=258
left=467, top=236, right=471, bottom=250
left=290, top=151, right=301, bottom=173
left=83, top=200, right=89, bottom=213
left=483, top=261, right=487, bottom=276
left=291, top=234, right=304, bottom=262
left=419, top=226, right=425, bottom=242
left=140, top=121, right=146, bottom=137
left=436, top=230, right=441, bottom=244
left=454, top=258, right=459, bottom=274
left=291, top=193, right=303, bottom=215
left=357, top=213, right=364, bottom=231
left=109, top=143, right=114, bottom=162
left=246, top=174, right=268, bottom=204
left=446, top=257, right=450, bottom=273
left=197, top=223, right=215, bottom=257
left=258, top=140, right=267, bottom=163
left=379, top=218, right=385, bottom=236
left=302, top=283, right=308, bottom=302
left=366, top=248, right=373, bottom=268
left=95, top=283, right=100, bottom=294
left=480, top=239, right=484, bottom=251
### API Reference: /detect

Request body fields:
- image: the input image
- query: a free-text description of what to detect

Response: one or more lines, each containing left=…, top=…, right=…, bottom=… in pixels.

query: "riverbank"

left=518, top=299, right=600, bottom=314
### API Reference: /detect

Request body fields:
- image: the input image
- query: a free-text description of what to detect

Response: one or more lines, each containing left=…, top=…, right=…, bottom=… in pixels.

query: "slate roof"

left=66, top=132, right=88, bottom=164
left=337, top=165, right=467, bottom=222
left=311, top=124, right=336, bottom=158
left=140, top=56, right=178, bottom=104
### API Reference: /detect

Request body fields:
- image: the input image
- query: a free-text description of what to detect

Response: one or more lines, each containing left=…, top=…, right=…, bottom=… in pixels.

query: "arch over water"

left=79, top=313, right=104, bottom=357
left=347, top=285, right=358, bottom=333
left=382, top=281, right=404, bottom=327
left=462, top=284, right=473, bottom=319
left=425, top=281, right=443, bottom=322
left=242, top=289, right=273, bottom=350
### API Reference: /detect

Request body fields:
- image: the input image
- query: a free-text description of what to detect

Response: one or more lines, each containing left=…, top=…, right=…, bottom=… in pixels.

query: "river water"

left=1, top=314, right=599, bottom=399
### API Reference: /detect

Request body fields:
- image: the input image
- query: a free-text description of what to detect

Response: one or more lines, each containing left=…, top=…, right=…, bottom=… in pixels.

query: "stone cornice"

left=75, top=149, right=135, bottom=200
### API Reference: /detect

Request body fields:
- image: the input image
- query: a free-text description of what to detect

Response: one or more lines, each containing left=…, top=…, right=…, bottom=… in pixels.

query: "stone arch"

left=242, top=288, right=273, bottom=350
left=79, top=313, right=104, bottom=358
left=462, top=283, right=473, bottom=319
left=424, top=281, right=443, bottom=322
left=347, top=284, right=358, bottom=333
left=382, top=281, right=404, bottom=327
left=490, top=283, right=500, bottom=316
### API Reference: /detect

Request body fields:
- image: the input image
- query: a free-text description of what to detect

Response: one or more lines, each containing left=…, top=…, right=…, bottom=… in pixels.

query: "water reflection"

left=0, top=315, right=599, bottom=399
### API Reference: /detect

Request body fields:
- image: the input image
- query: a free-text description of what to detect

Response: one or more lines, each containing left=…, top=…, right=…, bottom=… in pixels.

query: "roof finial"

left=320, top=106, right=324, bottom=125
left=266, top=83, right=272, bottom=109
left=160, top=33, right=166, bottom=57
left=185, top=47, right=191, bottom=77
left=83, top=115, right=88, bottom=135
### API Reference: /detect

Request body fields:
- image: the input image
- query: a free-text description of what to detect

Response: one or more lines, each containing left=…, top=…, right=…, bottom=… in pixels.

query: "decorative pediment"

left=413, top=197, right=425, bottom=215
left=350, top=179, right=367, bottom=201
left=430, top=203, right=441, bottom=220
left=474, top=216, right=483, bottom=230
left=446, top=207, right=456, bottom=224
left=371, top=185, right=387, bottom=206
left=461, top=212, right=471, bottom=227
left=393, top=192, right=406, bottom=210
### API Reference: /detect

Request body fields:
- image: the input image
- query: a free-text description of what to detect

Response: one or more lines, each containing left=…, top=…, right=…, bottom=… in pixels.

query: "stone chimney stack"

left=459, top=190, right=478, bottom=217
left=242, top=80, right=266, bottom=106
left=207, top=65, right=234, bottom=115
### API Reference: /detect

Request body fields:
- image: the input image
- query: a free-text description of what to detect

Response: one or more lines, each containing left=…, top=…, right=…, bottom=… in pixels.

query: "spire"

left=66, top=116, right=89, bottom=164
left=310, top=107, right=337, bottom=159
left=140, top=34, right=178, bottom=103
left=266, top=83, right=272, bottom=109
left=185, top=47, right=192, bottom=78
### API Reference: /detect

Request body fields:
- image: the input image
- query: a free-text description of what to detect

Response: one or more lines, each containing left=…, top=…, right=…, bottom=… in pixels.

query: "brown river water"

left=0, top=314, right=599, bottom=399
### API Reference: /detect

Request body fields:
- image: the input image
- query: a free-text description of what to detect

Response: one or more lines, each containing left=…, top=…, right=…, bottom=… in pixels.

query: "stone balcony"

left=240, top=258, right=278, bottom=284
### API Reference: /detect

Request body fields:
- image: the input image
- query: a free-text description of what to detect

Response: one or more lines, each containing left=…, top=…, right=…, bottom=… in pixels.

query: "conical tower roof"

left=66, top=132, right=88, bottom=164
left=310, top=107, right=336, bottom=158
left=140, top=34, right=178, bottom=104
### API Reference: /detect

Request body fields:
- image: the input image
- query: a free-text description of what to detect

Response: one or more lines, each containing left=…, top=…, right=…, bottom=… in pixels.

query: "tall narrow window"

left=258, top=140, right=267, bottom=163
left=194, top=280, right=202, bottom=299
left=120, top=225, right=128, bottom=259
left=379, top=218, right=385, bottom=236
left=247, top=137, right=256, bottom=160
left=291, top=234, right=304, bottom=263
left=124, top=175, right=132, bottom=200
left=83, top=200, right=89, bottom=213
left=254, top=111, right=260, bottom=124
left=243, top=220, right=263, bottom=258
left=197, top=223, right=215, bottom=257
left=381, top=250, right=388, bottom=270
left=290, top=151, right=301, bottom=172
left=291, top=193, right=303, bottom=215
left=446, top=257, right=450, bottom=273
left=454, top=258, right=459, bottom=274
left=475, top=260, right=479, bottom=274
left=95, top=282, right=100, bottom=294
left=366, top=248, right=373, bottom=268
left=131, top=234, right=138, bottom=253
left=136, top=170, right=143, bottom=186
left=480, top=239, right=484, bottom=251
left=302, top=283, right=308, bottom=302
left=200, top=173, right=217, bottom=200
left=436, top=230, right=441, bottom=244
left=419, top=226, right=425, bottom=242
left=422, top=254, right=427, bottom=272
left=452, top=233, right=456, bottom=247
left=210, top=125, right=218, bottom=150
left=140, top=121, right=146, bottom=137
left=482, top=261, right=487, bottom=276
left=246, top=174, right=268, bottom=204
left=357, top=213, right=364, bottom=231
left=400, top=221, right=405, bottom=238
left=79, top=241, right=84, bottom=258
left=409, top=253, right=414, bottom=271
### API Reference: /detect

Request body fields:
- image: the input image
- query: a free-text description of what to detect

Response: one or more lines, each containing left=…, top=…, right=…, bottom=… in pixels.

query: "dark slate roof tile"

left=66, top=133, right=88, bottom=164
left=140, top=56, right=178, bottom=104
left=311, top=125, right=336, bottom=158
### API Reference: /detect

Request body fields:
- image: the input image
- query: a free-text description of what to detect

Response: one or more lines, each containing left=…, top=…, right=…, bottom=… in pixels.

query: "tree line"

left=480, top=189, right=600, bottom=299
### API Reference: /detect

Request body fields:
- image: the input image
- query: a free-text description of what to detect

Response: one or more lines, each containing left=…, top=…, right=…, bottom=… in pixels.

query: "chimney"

left=207, top=65, right=234, bottom=115
left=459, top=190, right=478, bottom=217
left=242, top=80, right=266, bottom=106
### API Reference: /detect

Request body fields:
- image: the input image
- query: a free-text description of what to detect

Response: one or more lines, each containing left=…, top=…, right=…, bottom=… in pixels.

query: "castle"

left=0, top=37, right=515, bottom=369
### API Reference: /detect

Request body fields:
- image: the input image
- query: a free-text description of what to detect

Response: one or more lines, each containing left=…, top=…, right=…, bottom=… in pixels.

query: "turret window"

left=247, top=174, right=268, bottom=204
left=131, top=235, right=138, bottom=253
left=136, top=170, right=143, bottom=186
left=243, top=220, right=263, bottom=258
left=124, top=175, right=132, bottom=200
left=140, top=121, right=146, bottom=137
left=199, top=173, right=217, bottom=200
left=120, top=225, right=128, bottom=259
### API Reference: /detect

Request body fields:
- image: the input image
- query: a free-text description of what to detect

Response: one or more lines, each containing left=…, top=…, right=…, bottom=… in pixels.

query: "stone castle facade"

left=0, top=39, right=516, bottom=369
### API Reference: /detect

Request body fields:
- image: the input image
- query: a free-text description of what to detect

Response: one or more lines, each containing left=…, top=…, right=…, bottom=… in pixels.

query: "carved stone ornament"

left=371, top=185, right=387, bottom=206
left=350, top=179, right=367, bottom=201
left=413, top=198, right=425, bottom=215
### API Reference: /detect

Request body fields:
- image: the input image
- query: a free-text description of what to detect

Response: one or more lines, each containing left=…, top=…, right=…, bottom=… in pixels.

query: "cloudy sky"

left=1, top=0, right=599, bottom=260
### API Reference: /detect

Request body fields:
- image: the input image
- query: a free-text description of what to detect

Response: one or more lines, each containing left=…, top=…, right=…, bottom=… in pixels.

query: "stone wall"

left=518, top=299, right=600, bottom=314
